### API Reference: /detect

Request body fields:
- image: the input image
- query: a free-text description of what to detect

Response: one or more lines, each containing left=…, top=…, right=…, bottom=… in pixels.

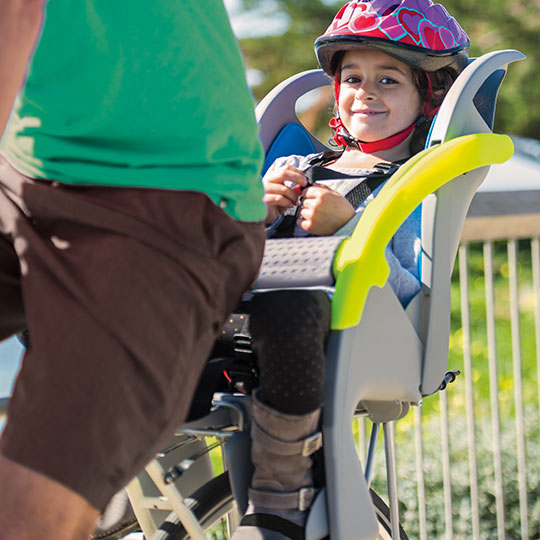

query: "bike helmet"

left=315, top=0, right=469, bottom=76
left=315, top=0, right=469, bottom=152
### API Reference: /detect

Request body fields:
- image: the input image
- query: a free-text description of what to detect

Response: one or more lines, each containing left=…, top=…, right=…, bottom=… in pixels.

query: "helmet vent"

left=334, top=4, right=349, bottom=20
left=382, top=5, right=399, bottom=16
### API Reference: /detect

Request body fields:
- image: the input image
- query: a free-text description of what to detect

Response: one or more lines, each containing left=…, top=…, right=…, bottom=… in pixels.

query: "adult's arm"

left=0, top=0, right=47, bottom=135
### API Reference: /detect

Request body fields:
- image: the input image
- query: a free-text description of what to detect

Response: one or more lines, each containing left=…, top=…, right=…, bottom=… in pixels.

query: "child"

left=233, top=1, right=469, bottom=538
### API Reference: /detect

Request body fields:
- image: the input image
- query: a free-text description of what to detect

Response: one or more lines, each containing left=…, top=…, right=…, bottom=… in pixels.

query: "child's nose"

left=355, top=83, right=376, bottom=99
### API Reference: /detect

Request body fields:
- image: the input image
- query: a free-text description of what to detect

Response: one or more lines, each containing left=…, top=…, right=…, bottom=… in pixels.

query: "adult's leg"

left=0, top=169, right=264, bottom=540
left=0, top=455, right=99, bottom=540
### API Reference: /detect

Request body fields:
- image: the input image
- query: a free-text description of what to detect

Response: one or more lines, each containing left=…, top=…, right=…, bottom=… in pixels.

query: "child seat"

left=251, top=49, right=524, bottom=540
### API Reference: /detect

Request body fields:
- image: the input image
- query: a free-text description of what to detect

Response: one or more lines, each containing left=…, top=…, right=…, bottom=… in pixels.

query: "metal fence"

left=364, top=189, right=540, bottom=540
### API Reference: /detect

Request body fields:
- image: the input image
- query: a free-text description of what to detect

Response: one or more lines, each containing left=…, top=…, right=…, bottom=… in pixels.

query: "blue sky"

left=0, top=337, right=23, bottom=399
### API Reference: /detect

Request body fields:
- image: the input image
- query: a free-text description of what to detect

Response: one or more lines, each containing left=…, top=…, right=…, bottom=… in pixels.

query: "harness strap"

left=248, top=486, right=317, bottom=511
left=239, top=513, right=305, bottom=540
left=269, top=154, right=401, bottom=239
left=305, top=161, right=400, bottom=209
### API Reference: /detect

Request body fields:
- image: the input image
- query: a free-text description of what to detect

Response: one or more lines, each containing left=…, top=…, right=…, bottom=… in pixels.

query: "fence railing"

left=366, top=189, right=540, bottom=540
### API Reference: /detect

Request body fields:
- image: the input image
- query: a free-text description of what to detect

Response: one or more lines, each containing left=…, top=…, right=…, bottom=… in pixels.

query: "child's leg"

left=233, top=290, right=330, bottom=540
left=253, top=290, right=330, bottom=416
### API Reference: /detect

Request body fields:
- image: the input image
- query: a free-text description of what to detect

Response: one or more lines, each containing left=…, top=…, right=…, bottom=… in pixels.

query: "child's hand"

left=297, top=184, right=355, bottom=236
left=262, top=165, right=307, bottom=225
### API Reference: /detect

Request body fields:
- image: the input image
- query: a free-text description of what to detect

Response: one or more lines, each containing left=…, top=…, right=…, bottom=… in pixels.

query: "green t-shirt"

left=1, top=1, right=265, bottom=221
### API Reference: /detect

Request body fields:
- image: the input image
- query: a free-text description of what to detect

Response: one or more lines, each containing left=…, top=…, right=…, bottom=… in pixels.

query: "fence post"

left=508, top=239, right=529, bottom=539
left=483, top=241, right=506, bottom=539
left=459, top=244, right=480, bottom=540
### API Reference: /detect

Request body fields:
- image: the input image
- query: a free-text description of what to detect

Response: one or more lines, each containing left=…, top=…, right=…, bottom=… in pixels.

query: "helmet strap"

left=330, top=118, right=416, bottom=152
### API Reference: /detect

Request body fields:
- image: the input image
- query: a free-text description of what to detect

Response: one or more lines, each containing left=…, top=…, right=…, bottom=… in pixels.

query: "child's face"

left=338, top=49, right=423, bottom=145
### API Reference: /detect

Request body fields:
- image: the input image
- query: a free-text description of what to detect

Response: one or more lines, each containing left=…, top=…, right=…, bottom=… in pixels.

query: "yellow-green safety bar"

left=331, top=133, right=514, bottom=330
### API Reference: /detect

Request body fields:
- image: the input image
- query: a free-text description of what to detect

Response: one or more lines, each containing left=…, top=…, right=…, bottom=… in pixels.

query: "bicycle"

left=1, top=48, right=523, bottom=540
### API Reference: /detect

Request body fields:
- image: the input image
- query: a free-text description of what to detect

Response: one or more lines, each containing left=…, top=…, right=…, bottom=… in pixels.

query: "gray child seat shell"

left=252, top=49, right=524, bottom=540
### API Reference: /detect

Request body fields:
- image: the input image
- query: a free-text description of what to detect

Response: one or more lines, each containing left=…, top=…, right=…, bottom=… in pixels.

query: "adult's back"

left=1, top=1, right=265, bottom=220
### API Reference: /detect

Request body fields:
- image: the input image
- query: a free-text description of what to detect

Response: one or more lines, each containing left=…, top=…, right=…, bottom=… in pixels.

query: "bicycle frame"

left=125, top=392, right=402, bottom=540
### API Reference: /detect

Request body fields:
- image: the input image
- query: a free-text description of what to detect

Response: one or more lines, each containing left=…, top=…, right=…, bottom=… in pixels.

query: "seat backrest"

left=419, top=49, right=524, bottom=394
left=256, top=69, right=331, bottom=173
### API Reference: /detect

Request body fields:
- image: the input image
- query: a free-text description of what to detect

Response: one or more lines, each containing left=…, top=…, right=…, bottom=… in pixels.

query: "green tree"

left=238, top=0, right=540, bottom=137
left=239, top=0, right=338, bottom=98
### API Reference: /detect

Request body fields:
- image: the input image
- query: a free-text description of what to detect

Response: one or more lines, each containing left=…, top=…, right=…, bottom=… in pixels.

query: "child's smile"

left=351, top=108, right=386, bottom=117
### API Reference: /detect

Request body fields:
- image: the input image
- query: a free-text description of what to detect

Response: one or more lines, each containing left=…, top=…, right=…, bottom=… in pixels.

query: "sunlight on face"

left=338, top=49, right=423, bottom=143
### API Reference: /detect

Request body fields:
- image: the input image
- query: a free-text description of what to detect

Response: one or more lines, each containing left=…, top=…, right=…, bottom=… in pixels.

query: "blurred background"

left=226, top=0, right=540, bottom=143
left=2, top=2, right=540, bottom=538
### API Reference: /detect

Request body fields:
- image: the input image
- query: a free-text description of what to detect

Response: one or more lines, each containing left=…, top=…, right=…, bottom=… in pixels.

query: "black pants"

left=250, top=290, right=331, bottom=415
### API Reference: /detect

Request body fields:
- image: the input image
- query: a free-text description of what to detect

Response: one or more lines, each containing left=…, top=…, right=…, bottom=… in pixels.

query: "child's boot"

left=231, top=392, right=322, bottom=540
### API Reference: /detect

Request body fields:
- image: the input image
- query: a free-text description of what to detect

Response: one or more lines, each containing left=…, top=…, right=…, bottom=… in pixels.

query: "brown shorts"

left=0, top=155, right=265, bottom=509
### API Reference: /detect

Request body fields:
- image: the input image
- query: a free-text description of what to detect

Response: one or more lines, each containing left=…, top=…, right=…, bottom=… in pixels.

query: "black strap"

left=269, top=155, right=402, bottom=239
left=240, top=513, right=305, bottom=540
left=304, top=165, right=352, bottom=182
left=270, top=213, right=299, bottom=239
left=304, top=165, right=395, bottom=209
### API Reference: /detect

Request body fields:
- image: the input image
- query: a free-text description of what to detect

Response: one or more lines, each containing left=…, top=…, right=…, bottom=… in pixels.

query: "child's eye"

left=343, top=76, right=361, bottom=84
left=380, top=77, right=397, bottom=85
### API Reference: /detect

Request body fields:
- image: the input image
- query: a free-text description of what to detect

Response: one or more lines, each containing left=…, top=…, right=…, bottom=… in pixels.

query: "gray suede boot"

left=231, top=392, right=322, bottom=540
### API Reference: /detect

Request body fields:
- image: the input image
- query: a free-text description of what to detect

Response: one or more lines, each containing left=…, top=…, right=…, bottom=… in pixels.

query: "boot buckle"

left=301, top=432, right=322, bottom=456
left=298, top=487, right=316, bottom=511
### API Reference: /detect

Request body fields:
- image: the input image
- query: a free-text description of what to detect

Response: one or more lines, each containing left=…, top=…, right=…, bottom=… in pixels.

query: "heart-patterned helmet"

left=315, top=0, right=469, bottom=76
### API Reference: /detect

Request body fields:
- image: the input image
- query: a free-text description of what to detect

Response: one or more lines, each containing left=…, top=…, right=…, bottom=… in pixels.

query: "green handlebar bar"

left=331, top=133, right=514, bottom=330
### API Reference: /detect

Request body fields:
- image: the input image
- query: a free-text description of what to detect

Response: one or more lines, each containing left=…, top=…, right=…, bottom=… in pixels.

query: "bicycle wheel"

left=151, top=473, right=237, bottom=540
left=369, top=489, right=409, bottom=540
left=150, top=472, right=409, bottom=540
left=91, top=489, right=139, bottom=540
